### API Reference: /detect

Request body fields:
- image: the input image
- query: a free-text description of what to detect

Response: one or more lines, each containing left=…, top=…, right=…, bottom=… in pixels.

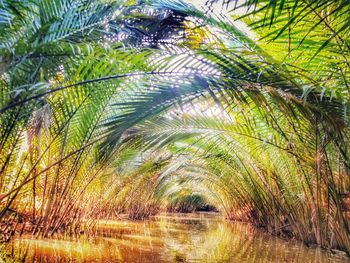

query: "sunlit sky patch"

left=188, top=0, right=257, bottom=40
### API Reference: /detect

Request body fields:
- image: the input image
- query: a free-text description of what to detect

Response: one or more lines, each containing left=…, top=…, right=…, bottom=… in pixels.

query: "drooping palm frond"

left=229, top=0, right=350, bottom=102
left=0, top=0, right=350, bottom=254
left=125, top=95, right=349, bottom=249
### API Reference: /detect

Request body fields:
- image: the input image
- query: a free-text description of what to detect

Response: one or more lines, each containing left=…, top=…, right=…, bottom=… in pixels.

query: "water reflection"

left=4, top=213, right=350, bottom=262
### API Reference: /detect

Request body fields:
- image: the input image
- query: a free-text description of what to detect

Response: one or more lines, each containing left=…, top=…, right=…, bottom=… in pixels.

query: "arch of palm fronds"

left=0, top=0, right=350, bottom=254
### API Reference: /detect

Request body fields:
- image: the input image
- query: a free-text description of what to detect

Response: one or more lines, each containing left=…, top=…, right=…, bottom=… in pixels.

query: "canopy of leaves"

left=0, top=0, right=350, bottom=253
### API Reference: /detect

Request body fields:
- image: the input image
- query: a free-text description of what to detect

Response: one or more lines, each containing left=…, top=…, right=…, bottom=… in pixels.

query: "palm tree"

left=0, top=0, right=349, bottom=254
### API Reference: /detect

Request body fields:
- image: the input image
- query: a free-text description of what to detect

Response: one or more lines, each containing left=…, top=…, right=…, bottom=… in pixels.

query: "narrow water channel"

left=2, top=213, right=350, bottom=262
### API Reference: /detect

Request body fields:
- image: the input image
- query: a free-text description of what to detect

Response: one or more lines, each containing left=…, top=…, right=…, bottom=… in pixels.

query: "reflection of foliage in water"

left=2, top=214, right=349, bottom=263
left=154, top=215, right=349, bottom=263
left=0, top=242, right=27, bottom=263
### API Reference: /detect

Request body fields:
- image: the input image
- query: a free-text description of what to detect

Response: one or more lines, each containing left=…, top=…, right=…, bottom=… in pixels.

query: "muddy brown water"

left=2, top=213, right=350, bottom=262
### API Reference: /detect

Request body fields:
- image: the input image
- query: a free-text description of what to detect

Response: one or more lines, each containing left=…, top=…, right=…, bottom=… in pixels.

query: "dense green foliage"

left=0, top=0, right=350, bottom=254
